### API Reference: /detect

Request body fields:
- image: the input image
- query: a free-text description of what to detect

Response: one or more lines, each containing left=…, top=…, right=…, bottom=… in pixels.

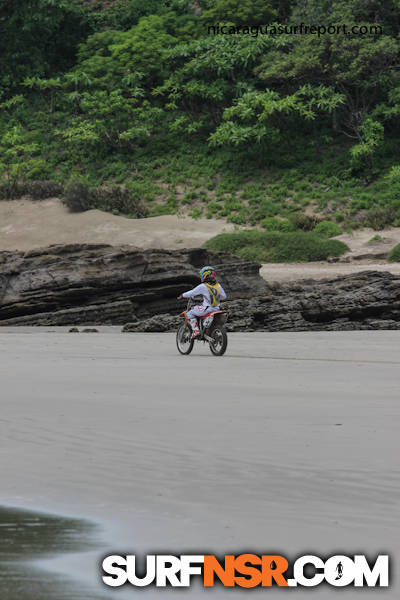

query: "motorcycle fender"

left=213, top=313, right=227, bottom=325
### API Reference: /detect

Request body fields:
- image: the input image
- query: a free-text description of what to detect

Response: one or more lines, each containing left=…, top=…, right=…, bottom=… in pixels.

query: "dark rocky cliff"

left=124, top=271, right=400, bottom=332
left=1, top=244, right=399, bottom=331
left=0, top=244, right=265, bottom=325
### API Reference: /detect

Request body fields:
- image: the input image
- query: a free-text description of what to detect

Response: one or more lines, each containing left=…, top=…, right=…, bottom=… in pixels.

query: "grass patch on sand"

left=387, top=243, right=400, bottom=262
left=204, top=231, right=349, bottom=263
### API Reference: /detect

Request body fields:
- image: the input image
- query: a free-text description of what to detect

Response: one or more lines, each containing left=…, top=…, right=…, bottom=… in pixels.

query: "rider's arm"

left=219, top=284, right=227, bottom=301
left=182, top=284, right=205, bottom=299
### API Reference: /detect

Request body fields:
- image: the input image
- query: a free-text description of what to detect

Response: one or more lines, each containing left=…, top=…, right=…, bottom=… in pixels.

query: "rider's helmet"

left=200, top=265, right=216, bottom=283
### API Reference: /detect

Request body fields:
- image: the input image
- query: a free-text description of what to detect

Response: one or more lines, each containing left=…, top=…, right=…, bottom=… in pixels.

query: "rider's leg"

left=189, top=318, right=199, bottom=338
left=186, top=306, right=202, bottom=338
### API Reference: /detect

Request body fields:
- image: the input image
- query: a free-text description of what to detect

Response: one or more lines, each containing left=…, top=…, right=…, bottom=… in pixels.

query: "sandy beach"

left=260, top=260, right=400, bottom=281
left=1, top=329, right=398, bottom=598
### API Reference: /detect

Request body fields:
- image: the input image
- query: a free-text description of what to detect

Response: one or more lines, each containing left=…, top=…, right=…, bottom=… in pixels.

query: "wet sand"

left=0, top=329, right=399, bottom=598
left=0, top=506, right=106, bottom=600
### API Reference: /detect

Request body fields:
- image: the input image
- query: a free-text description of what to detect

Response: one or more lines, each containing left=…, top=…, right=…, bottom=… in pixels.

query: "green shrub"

left=366, top=207, right=397, bottom=230
left=126, top=181, right=158, bottom=204
left=150, top=193, right=177, bottom=216
left=206, top=200, right=219, bottom=214
left=0, top=180, right=63, bottom=200
left=63, top=181, right=148, bottom=216
left=150, top=203, right=175, bottom=216
left=204, top=230, right=349, bottom=263
left=313, top=220, right=342, bottom=237
left=228, top=212, right=247, bottom=225
left=182, top=190, right=198, bottom=204
left=261, top=217, right=296, bottom=232
left=190, top=207, right=202, bottom=219
left=62, top=181, right=92, bottom=212
left=94, top=185, right=146, bottom=216
left=289, top=213, right=319, bottom=231
left=254, top=198, right=278, bottom=219
left=224, top=197, right=242, bottom=212
left=199, top=190, right=208, bottom=201
left=387, top=243, right=400, bottom=262
left=368, top=234, right=386, bottom=244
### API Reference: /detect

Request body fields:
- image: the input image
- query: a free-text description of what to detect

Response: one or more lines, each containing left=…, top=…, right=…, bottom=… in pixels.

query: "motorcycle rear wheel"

left=176, top=323, right=194, bottom=355
left=209, top=325, right=228, bottom=356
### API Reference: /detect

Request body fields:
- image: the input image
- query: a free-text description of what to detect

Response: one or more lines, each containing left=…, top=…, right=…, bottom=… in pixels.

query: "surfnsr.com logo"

left=102, top=553, right=389, bottom=588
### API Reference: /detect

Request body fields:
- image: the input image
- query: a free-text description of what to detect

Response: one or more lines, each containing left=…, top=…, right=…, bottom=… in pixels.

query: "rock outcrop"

left=123, top=271, right=400, bottom=332
left=1, top=244, right=399, bottom=331
left=0, top=244, right=266, bottom=325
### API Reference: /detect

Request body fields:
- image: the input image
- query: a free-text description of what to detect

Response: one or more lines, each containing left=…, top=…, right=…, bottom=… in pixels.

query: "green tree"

left=154, top=34, right=277, bottom=134
left=209, top=84, right=345, bottom=147
left=75, top=16, right=177, bottom=88
left=60, top=91, right=163, bottom=154
left=0, top=0, right=89, bottom=91
left=254, top=0, right=400, bottom=166
left=0, top=126, right=43, bottom=194
left=201, top=0, right=277, bottom=25
left=292, top=0, right=400, bottom=36
left=257, top=31, right=399, bottom=139
left=55, top=16, right=177, bottom=156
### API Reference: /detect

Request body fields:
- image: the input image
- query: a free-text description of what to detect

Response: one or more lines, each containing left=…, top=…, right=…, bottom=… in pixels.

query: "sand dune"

left=0, top=198, right=234, bottom=251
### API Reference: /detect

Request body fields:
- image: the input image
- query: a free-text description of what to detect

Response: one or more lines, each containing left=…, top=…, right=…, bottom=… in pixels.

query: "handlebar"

left=177, top=295, right=203, bottom=309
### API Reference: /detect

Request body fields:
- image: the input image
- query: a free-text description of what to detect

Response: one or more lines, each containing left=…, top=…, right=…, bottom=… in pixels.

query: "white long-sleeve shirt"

left=182, top=282, right=227, bottom=311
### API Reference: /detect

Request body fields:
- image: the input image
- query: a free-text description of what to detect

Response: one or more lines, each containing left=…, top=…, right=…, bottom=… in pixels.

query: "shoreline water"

left=0, top=504, right=109, bottom=600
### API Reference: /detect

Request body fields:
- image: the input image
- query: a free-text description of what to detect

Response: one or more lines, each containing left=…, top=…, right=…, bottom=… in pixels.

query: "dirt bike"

left=176, top=296, right=228, bottom=356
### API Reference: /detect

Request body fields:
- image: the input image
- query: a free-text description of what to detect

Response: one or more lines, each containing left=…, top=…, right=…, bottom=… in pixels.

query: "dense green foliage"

left=387, top=243, right=400, bottom=262
left=204, top=230, right=349, bottom=262
left=0, top=0, right=90, bottom=89
left=313, top=220, right=343, bottom=237
left=1, top=0, right=399, bottom=228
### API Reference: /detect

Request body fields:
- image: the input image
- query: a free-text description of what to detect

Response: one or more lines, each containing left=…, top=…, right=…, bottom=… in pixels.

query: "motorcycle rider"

left=178, top=266, right=227, bottom=338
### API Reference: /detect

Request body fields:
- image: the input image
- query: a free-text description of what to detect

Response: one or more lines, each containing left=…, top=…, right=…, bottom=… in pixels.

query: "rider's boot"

left=189, top=318, right=200, bottom=339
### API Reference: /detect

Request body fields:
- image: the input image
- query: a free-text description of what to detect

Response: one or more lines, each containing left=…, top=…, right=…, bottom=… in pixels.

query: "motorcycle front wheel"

left=209, top=325, right=228, bottom=356
left=176, top=323, right=194, bottom=355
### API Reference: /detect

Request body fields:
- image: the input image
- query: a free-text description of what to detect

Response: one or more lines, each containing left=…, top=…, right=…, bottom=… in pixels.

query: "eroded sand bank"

left=0, top=198, right=234, bottom=251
